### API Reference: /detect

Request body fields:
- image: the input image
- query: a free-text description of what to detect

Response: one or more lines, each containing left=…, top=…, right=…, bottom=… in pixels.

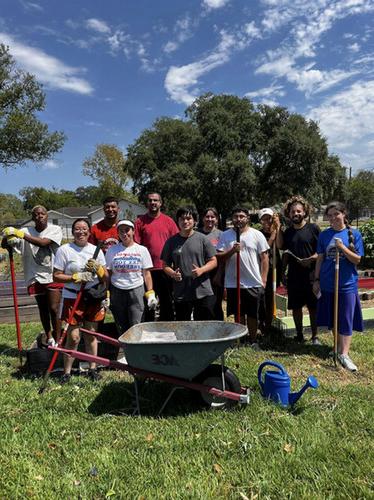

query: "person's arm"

left=191, top=256, right=217, bottom=278
left=276, top=228, right=285, bottom=250
left=260, top=251, right=269, bottom=288
left=143, top=268, right=153, bottom=291
left=334, top=238, right=361, bottom=265
left=312, top=253, right=324, bottom=296
left=281, top=252, right=289, bottom=286
left=162, top=261, right=182, bottom=281
left=217, top=243, right=240, bottom=261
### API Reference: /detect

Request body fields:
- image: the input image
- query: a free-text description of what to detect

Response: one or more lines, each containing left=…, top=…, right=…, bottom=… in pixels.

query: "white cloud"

left=163, top=15, right=196, bottom=54
left=1, top=32, right=93, bottom=95
left=165, top=28, right=256, bottom=104
left=245, top=84, right=285, bottom=99
left=348, top=42, right=360, bottom=52
left=20, top=1, right=43, bottom=12
left=42, top=159, right=60, bottom=170
left=86, top=18, right=111, bottom=34
left=308, top=80, right=374, bottom=170
left=202, top=0, right=230, bottom=9
left=163, top=41, right=179, bottom=54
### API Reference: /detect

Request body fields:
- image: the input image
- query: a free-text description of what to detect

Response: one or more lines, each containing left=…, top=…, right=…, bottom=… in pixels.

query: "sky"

left=1, top=0, right=374, bottom=198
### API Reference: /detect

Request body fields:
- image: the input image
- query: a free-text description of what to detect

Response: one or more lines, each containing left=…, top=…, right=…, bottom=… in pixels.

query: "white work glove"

left=144, top=289, right=158, bottom=310
left=72, top=271, right=95, bottom=283
left=101, top=291, right=110, bottom=309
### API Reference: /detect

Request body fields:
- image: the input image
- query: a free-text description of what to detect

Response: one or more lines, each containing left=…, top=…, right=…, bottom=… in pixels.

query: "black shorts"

left=226, top=287, right=264, bottom=319
left=287, top=284, right=317, bottom=310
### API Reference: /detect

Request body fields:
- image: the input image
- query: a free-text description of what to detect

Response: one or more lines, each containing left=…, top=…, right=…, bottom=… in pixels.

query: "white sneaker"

left=250, top=342, right=261, bottom=352
left=312, top=337, right=321, bottom=346
left=338, top=354, right=357, bottom=372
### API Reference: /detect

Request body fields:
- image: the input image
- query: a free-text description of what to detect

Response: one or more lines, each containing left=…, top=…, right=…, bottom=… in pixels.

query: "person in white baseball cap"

left=105, top=219, right=157, bottom=345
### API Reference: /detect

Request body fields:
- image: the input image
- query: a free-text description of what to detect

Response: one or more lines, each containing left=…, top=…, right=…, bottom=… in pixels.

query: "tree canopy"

left=83, top=144, right=129, bottom=200
left=345, top=170, right=374, bottom=220
left=127, top=93, right=347, bottom=218
left=0, top=44, right=65, bottom=169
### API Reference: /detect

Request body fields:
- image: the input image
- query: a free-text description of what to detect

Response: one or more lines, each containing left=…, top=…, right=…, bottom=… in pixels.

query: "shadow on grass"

left=88, top=379, right=217, bottom=418
left=259, top=336, right=332, bottom=360
left=0, top=343, right=25, bottom=359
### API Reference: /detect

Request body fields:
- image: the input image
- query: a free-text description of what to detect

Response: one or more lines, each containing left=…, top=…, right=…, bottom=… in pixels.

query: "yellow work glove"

left=72, top=271, right=95, bottom=283
left=85, top=258, right=105, bottom=278
left=144, top=289, right=158, bottom=310
left=3, top=227, right=25, bottom=239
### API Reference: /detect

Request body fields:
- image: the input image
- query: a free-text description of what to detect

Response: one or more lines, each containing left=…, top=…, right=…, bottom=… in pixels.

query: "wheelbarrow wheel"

left=196, top=364, right=241, bottom=410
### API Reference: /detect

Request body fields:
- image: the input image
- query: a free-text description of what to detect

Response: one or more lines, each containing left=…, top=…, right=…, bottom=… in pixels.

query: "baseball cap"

left=117, top=219, right=134, bottom=229
left=258, top=208, right=274, bottom=220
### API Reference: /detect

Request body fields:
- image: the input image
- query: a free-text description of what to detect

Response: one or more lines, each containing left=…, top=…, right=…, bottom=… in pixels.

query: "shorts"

left=226, top=287, right=264, bottom=320
left=28, top=281, right=63, bottom=296
left=60, top=297, right=105, bottom=326
left=287, top=283, right=317, bottom=310
left=317, top=290, right=363, bottom=336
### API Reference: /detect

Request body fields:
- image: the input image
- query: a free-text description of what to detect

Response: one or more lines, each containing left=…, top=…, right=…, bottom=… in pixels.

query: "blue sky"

left=1, top=0, right=374, bottom=197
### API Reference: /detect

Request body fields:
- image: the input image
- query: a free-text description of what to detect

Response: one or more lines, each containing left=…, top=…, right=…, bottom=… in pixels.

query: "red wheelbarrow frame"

left=49, top=327, right=250, bottom=415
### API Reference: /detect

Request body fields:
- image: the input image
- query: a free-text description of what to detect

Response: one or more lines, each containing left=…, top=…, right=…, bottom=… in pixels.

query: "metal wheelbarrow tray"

left=119, top=321, right=246, bottom=380
left=50, top=321, right=250, bottom=413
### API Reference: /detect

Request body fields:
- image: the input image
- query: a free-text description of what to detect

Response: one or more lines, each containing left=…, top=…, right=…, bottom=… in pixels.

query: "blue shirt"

left=317, top=227, right=364, bottom=293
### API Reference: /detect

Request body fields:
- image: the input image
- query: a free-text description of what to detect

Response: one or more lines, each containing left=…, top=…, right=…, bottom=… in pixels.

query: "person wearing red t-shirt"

left=135, top=193, right=178, bottom=321
left=89, top=197, right=120, bottom=253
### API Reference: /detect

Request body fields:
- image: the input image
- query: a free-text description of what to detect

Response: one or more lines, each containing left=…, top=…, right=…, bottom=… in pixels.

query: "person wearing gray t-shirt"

left=161, top=207, right=217, bottom=321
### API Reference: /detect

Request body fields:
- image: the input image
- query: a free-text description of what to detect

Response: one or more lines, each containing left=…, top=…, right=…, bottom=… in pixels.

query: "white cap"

left=116, top=219, right=134, bottom=229
left=258, top=208, right=274, bottom=220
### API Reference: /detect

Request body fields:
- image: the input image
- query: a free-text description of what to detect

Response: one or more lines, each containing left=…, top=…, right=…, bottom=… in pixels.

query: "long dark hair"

left=201, top=207, right=220, bottom=229
left=325, top=201, right=356, bottom=252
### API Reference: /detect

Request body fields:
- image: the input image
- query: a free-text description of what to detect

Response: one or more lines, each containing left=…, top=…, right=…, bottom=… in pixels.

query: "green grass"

left=0, top=323, right=373, bottom=499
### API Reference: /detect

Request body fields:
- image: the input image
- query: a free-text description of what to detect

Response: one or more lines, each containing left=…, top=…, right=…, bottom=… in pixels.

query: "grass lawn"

left=0, top=323, right=373, bottom=499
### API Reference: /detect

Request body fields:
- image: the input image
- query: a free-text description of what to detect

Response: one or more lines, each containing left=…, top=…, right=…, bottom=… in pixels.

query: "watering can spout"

left=289, top=376, right=319, bottom=406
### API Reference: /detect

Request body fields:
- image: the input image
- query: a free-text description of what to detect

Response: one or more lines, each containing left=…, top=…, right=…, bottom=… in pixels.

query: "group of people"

left=1, top=193, right=364, bottom=379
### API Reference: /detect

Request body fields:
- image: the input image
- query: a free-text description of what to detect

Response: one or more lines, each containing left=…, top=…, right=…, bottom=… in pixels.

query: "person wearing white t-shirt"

left=105, top=220, right=156, bottom=336
left=217, top=207, right=269, bottom=349
left=2, top=205, right=63, bottom=346
left=54, top=218, right=108, bottom=384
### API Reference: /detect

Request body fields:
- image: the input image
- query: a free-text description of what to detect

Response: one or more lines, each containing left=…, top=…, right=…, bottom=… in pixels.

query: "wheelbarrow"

left=49, top=321, right=250, bottom=415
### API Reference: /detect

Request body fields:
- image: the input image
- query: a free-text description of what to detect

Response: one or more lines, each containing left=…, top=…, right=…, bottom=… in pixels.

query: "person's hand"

left=2, top=227, right=25, bottom=239
left=6, top=236, right=21, bottom=248
left=334, top=237, right=344, bottom=251
left=191, top=264, right=203, bottom=278
left=232, top=242, right=241, bottom=253
left=72, top=271, right=95, bottom=283
left=85, top=258, right=105, bottom=278
left=145, top=289, right=158, bottom=310
left=299, top=257, right=312, bottom=268
left=172, top=268, right=182, bottom=281
left=271, top=214, right=281, bottom=233
left=313, top=280, right=321, bottom=297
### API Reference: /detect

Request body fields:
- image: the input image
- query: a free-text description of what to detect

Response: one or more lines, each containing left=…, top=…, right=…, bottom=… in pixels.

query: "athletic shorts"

left=28, top=281, right=63, bottom=296
left=60, top=297, right=105, bottom=326
left=226, top=287, right=264, bottom=320
left=317, top=291, right=363, bottom=336
left=287, top=283, right=317, bottom=310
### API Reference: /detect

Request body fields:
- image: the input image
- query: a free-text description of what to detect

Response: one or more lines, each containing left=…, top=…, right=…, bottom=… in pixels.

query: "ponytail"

left=345, top=219, right=356, bottom=253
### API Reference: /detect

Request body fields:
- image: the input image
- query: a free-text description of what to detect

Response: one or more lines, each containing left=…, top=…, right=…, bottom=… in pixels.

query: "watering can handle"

left=257, top=360, right=287, bottom=388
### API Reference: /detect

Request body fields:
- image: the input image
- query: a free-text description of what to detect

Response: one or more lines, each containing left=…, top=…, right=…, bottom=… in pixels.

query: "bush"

left=360, top=219, right=374, bottom=265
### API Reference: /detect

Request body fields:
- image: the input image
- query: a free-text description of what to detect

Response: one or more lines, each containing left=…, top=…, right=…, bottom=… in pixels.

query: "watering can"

left=258, top=361, right=318, bottom=407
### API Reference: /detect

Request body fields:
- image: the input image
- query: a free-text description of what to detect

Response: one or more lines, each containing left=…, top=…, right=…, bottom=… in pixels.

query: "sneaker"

left=338, top=354, right=358, bottom=372
left=60, top=373, right=71, bottom=385
left=295, top=333, right=305, bottom=343
left=312, top=337, right=321, bottom=346
left=88, top=369, right=101, bottom=382
left=117, top=355, right=128, bottom=364
left=250, top=342, right=261, bottom=351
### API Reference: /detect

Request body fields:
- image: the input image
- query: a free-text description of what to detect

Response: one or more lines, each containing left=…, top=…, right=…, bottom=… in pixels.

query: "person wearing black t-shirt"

left=277, top=196, right=320, bottom=344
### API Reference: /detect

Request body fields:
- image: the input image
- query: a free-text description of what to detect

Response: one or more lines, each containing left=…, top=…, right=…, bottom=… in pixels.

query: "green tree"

left=0, top=44, right=65, bottom=169
left=19, top=186, right=78, bottom=212
left=82, top=144, right=128, bottom=200
left=0, top=193, right=27, bottom=225
left=345, top=170, right=374, bottom=220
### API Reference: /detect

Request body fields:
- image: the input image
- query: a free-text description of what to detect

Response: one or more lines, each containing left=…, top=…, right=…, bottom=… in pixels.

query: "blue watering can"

left=258, top=360, right=319, bottom=407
